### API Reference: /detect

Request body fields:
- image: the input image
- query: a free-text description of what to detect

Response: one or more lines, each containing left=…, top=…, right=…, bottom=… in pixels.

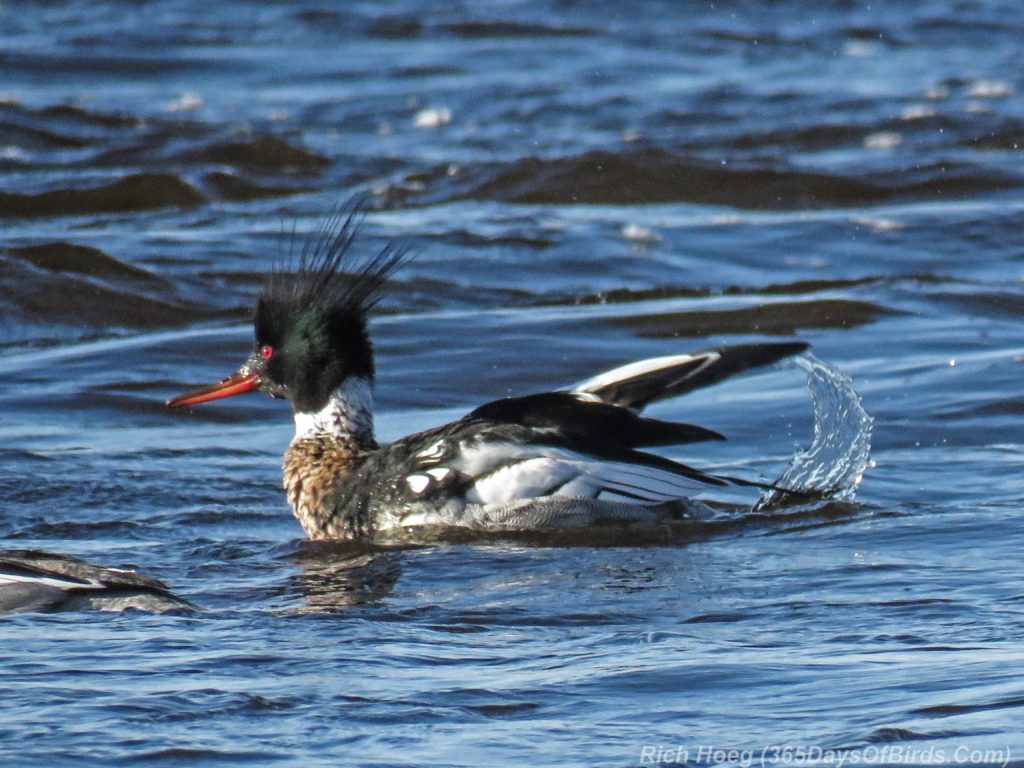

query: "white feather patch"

left=0, top=573, right=103, bottom=590
left=465, top=457, right=579, bottom=505
left=450, top=441, right=539, bottom=477
left=571, top=352, right=719, bottom=395
left=416, top=439, right=447, bottom=460
left=454, top=442, right=707, bottom=507
left=293, top=377, right=374, bottom=441
left=400, top=511, right=442, bottom=528
left=406, top=474, right=431, bottom=494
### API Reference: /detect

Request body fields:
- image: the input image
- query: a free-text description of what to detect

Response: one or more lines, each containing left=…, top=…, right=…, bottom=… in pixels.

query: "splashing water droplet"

left=755, top=352, right=873, bottom=511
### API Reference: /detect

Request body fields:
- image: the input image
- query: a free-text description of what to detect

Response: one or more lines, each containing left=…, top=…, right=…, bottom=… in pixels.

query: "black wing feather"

left=467, top=392, right=731, bottom=488
left=469, top=392, right=725, bottom=447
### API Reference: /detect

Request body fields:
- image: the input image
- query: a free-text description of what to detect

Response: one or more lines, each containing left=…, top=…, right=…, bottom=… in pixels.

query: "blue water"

left=2, top=1, right=1024, bottom=766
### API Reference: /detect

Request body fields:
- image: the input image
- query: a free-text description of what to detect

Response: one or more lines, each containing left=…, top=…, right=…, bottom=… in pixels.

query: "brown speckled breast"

left=283, top=437, right=365, bottom=539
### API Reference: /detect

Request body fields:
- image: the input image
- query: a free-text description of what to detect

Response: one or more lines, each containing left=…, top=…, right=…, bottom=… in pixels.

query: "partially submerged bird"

left=168, top=210, right=808, bottom=540
left=0, top=550, right=195, bottom=614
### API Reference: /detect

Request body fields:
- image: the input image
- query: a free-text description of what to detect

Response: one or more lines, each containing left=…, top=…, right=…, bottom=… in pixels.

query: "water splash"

left=756, top=353, right=873, bottom=511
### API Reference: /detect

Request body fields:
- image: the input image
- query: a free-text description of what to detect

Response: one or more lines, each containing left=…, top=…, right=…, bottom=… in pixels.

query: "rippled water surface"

left=2, top=1, right=1024, bottom=766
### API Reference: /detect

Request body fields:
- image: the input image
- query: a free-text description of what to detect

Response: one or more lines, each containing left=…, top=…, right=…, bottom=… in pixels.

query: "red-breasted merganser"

left=168, top=210, right=808, bottom=540
left=0, top=550, right=194, bottom=614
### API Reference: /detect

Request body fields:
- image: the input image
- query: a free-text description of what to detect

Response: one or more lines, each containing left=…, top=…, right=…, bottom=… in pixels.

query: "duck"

left=168, top=208, right=809, bottom=540
left=0, top=549, right=194, bottom=614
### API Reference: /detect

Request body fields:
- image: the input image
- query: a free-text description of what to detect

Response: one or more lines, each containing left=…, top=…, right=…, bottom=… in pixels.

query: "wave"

left=203, top=171, right=309, bottom=201
left=604, top=298, right=894, bottom=337
left=442, top=20, right=596, bottom=38
left=179, top=135, right=329, bottom=175
left=0, top=173, right=204, bottom=218
left=0, top=242, right=238, bottom=337
left=447, top=148, right=1021, bottom=209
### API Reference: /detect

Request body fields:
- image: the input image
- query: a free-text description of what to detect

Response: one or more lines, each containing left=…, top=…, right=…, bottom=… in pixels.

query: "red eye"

left=260, top=345, right=273, bottom=360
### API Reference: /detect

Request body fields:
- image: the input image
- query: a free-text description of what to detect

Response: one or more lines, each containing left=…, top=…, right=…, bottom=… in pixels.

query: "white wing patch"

left=405, top=467, right=456, bottom=497
left=416, top=439, right=447, bottom=461
left=0, top=572, right=103, bottom=591
left=571, top=352, right=719, bottom=396
left=465, top=457, right=579, bottom=505
left=452, top=441, right=708, bottom=507
left=406, top=474, right=431, bottom=494
left=399, top=511, right=445, bottom=527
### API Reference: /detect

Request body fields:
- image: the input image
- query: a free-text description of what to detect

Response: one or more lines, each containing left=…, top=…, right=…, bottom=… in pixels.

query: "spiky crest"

left=254, top=200, right=411, bottom=413
left=260, top=201, right=409, bottom=329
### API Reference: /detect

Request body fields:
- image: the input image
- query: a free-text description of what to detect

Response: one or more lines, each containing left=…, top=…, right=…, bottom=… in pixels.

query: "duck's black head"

left=168, top=205, right=409, bottom=414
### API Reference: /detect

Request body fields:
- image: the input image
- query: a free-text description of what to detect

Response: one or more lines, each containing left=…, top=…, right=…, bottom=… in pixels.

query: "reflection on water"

left=288, top=542, right=404, bottom=613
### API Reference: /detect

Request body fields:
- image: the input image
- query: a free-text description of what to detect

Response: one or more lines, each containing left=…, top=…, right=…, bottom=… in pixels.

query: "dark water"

left=2, top=1, right=1024, bottom=766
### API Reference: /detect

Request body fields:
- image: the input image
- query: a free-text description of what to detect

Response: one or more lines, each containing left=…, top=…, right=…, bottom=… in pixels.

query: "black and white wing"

left=395, top=342, right=807, bottom=523
left=571, top=342, right=808, bottom=411
left=0, top=550, right=195, bottom=614
left=573, top=344, right=802, bottom=415
left=394, top=414, right=730, bottom=525
left=447, top=440, right=725, bottom=507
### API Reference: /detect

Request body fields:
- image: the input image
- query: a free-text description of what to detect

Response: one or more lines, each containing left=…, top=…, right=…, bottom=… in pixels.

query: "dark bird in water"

left=0, top=550, right=195, bottom=614
left=168, top=208, right=808, bottom=541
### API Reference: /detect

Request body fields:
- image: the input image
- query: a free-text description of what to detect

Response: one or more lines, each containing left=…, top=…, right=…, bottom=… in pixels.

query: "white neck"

left=292, top=376, right=375, bottom=444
